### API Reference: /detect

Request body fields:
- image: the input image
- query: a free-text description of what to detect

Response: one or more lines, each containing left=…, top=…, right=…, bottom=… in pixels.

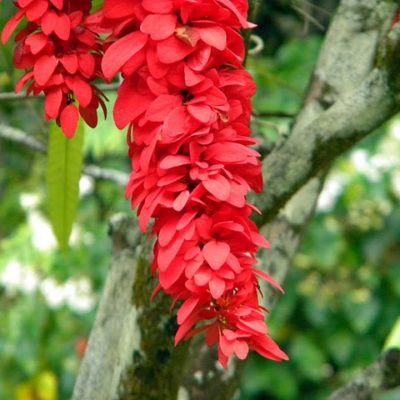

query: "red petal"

left=234, top=341, right=249, bottom=360
left=195, top=23, right=227, bottom=50
left=104, top=0, right=137, bottom=19
left=25, top=0, right=48, bottom=21
left=162, top=106, right=190, bottom=138
left=219, top=332, right=234, bottom=357
left=203, top=174, right=230, bottom=201
left=80, top=105, right=98, bottom=128
left=251, top=231, right=270, bottom=249
left=184, top=65, right=204, bottom=86
left=187, top=45, right=211, bottom=71
left=25, top=33, right=48, bottom=54
left=159, top=259, right=184, bottom=288
left=174, top=313, right=199, bottom=345
left=254, top=336, right=289, bottom=361
left=209, top=276, right=225, bottom=299
left=50, top=0, right=63, bottom=10
left=215, top=0, right=254, bottom=28
left=66, top=76, right=93, bottom=107
left=15, top=72, right=34, bottom=93
left=78, top=53, right=96, bottom=79
left=187, top=104, right=213, bottom=123
left=142, top=0, right=174, bottom=13
left=239, top=319, right=267, bottom=335
left=145, top=94, right=181, bottom=122
left=140, top=14, right=177, bottom=40
left=158, top=222, right=177, bottom=247
left=226, top=254, right=241, bottom=273
left=33, top=55, right=58, bottom=86
left=60, top=104, right=79, bottom=138
left=54, top=13, right=71, bottom=40
left=173, top=190, right=190, bottom=212
left=157, top=235, right=184, bottom=271
left=41, top=10, right=57, bottom=35
left=253, top=268, right=284, bottom=293
left=218, top=347, right=229, bottom=369
left=17, top=0, right=35, bottom=7
left=114, top=81, right=153, bottom=129
left=160, top=155, right=190, bottom=169
left=177, top=297, right=199, bottom=324
left=45, top=88, right=63, bottom=119
left=60, top=54, right=78, bottom=74
left=102, top=31, right=148, bottom=79
left=177, top=211, right=197, bottom=231
left=203, top=240, right=230, bottom=270
left=194, top=269, right=212, bottom=286
left=1, top=11, right=24, bottom=44
left=157, top=36, right=193, bottom=64
left=147, top=45, right=170, bottom=79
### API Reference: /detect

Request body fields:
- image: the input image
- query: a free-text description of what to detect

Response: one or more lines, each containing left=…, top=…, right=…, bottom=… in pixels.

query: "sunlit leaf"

left=46, top=120, right=84, bottom=251
left=384, top=317, right=400, bottom=351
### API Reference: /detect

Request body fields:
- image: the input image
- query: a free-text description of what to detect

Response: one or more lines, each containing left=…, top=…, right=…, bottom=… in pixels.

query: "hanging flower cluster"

left=100, top=0, right=287, bottom=367
left=3, top=0, right=287, bottom=367
left=1, top=0, right=106, bottom=138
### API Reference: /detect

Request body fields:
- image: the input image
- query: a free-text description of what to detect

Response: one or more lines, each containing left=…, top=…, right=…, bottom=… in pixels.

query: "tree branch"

left=255, top=0, right=400, bottom=224
left=0, top=123, right=129, bottom=186
left=253, top=111, right=295, bottom=119
left=0, top=83, right=120, bottom=102
left=329, top=349, right=400, bottom=400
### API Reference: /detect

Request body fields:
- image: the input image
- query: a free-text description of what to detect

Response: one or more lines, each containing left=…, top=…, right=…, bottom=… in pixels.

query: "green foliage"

left=84, top=94, right=126, bottom=158
left=47, top=122, right=85, bottom=252
left=0, top=7, right=399, bottom=400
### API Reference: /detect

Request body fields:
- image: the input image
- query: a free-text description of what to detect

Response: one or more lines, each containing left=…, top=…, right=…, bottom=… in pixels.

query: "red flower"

left=2, top=0, right=106, bottom=138
left=101, top=0, right=248, bottom=81
left=391, top=9, right=400, bottom=29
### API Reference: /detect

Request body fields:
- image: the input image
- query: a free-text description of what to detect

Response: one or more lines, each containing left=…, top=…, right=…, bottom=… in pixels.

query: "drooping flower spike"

left=101, top=0, right=288, bottom=367
left=2, top=0, right=106, bottom=138
left=3, top=0, right=287, bottom=367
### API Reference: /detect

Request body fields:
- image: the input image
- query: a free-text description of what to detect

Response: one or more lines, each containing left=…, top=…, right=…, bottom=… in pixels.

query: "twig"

left=0, top=83, right=120, bottom=102
left=83, top=165, right=128, bottom=187
left=300, top=0, right=333, bottom=17
left=291, top=2, right=325, bottom=31
left=248, top=34, right=264, bottom=56
left=0, top=123, right=129, bottom=186
left=254, top=110, right=296, bottom=118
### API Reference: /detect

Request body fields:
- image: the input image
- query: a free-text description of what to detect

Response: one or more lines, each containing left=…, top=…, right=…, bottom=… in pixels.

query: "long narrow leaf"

left=46, top=120, right=84, bottom=251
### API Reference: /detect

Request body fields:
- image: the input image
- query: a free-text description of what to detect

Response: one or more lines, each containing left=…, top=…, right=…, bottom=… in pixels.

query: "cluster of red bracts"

left=100, top=0, right=287, bottom=367
left=1, top=0, right=106, bottom=138
left=3, top=0, right=287, bottom=367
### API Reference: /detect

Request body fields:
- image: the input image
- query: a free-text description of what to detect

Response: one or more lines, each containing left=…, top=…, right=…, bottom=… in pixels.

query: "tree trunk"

left=72, top=1, right=400, bottom=399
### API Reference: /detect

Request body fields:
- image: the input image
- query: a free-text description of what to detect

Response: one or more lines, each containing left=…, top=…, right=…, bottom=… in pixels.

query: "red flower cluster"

left=3, top=0, right=286, bottom=367
left=101, top=0, right=287, bottom=367
left=2, top=0, right=105, bottom=138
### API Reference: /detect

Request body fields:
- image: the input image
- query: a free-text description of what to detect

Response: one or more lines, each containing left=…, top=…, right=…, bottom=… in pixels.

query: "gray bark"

left=329, top=349, right=400, bottom=400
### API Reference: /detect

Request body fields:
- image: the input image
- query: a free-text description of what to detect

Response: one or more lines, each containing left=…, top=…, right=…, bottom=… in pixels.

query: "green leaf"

left=384, top=318, right=400, bottom=351
left=46, top=120, right=84, bottom=252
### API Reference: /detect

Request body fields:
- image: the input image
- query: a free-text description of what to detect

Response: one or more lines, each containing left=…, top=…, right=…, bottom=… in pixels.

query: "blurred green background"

left=1, top=1, right=399, bottom=399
